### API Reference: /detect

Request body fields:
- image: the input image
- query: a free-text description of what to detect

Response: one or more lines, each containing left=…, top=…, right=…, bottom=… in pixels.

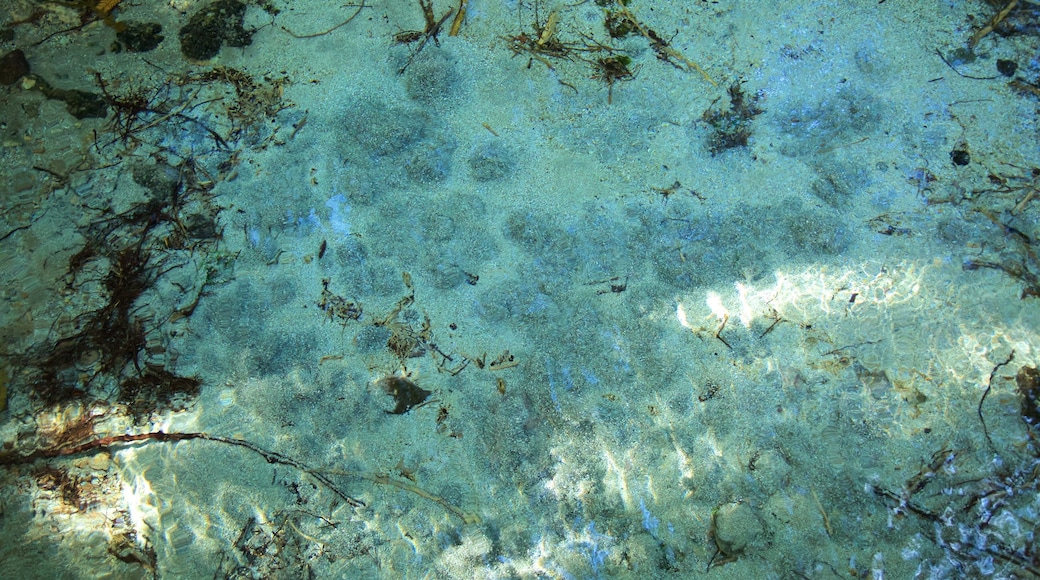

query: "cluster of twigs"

left=868, top=355, right=1040, bottom=577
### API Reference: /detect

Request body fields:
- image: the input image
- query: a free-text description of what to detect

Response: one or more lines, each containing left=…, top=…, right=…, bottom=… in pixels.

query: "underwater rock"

left=117, top=22, right=164, bottom=53
left=179, top=0, right=253, bottom=61
left=713, top=502, right=764, bottom=556
left=0, top=49, right=29, bottom=85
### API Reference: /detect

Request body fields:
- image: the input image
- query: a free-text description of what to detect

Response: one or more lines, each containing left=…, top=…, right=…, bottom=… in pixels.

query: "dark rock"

left=996, top=59, right=1017, bottom=77
left=178, top=0, right=252, bottom=61
left=117, top=22, right=164, bottom=53
left=0, top=49, right=30, bottom=85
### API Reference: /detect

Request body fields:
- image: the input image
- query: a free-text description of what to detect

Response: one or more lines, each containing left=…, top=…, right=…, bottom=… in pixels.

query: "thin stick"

left=969, top=0, right=1018, bottom=49
left=811, top=488, right=833, bottom=536
left=282, top=2, right=367, bottom=39
left=978, top=351, right=1015, bottom=451
left=0, top=430, right=366, bottom=508
left=714, top=314, right=732, bottom=349
left=449, top=0, right=468, bottom=37
left=1012, top=188, right=1037, bottom=215
left=319, top=467, right=481, bottom=524
left=617, top=6, right=715, bottom=86
left=1, top=428, right=482, bottom=522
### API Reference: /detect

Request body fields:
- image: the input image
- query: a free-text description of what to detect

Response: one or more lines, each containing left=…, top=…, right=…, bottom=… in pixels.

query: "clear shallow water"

left=1, top=1, right=1039, bottom=578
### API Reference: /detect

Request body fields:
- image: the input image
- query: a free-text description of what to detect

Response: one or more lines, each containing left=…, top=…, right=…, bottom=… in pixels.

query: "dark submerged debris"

left=504, top=0, right=712, bottom=98
left=698, top=381, right=721, bottom=402
left=0, top=418, right=482, bottom=565
left=870, top=439, right=1040, bottom=577
left=505, top=7, right=579, bottom=74
left=950, top=146, right=971, bottom=166
left=968, top=0, right=1030, bottom=49
left=702, top=81, right=763, bottom=154
left=377, top=375, right=432, bottom=414
left=651, top=180, right=703, bottom=202
left=996, top=58, right=1018, bottom=76
left=0, top=429, right=366, bottom=509
left=586, top=275, right=629, bottom=295
left=30, top=243, right=157, bottom=406
left=34, top=464, right=96, bottom=512
left=395, top=0, right=454, bottom=73
left=119, top=368, right=202, bottom=418
left=108, top=530, right=157, bottom=571
left=963, top=208, right=1040, bottom=299
left=373, top=272, right=433, bottom=361
left=867, top=213, right=913, bottom=236
left=279, top=1, right=367, bottom=39
left=386, top=320, right=429, bottom=359
left=595, top=0, right=713, bottom=84
left=14, top=156, right=221, bottom=417
left=188, top=66, right=292, bottom=137
left=604, top=9, right=636, bottom=39
left=1016, top=365, right=1040, bottom=428
left=318, top=278, right=363, bottom=325
left=94, top=72, right=230, bottom=151
left=592, top=54, right=633, bottom=104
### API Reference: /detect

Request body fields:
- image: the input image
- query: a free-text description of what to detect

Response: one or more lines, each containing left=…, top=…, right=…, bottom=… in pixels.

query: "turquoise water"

left=1, top=0, right=1039, bottom=577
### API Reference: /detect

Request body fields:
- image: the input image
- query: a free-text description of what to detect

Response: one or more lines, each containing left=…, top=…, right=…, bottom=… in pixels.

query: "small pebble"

left=218, top=388, right=235, bottom=406
left=996, top=59, right=1017, bottom=77
left=89, top=452, right=111, bottom=471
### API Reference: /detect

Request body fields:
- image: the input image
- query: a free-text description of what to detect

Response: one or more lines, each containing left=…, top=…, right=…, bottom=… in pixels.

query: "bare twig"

left=281, top=1, right=367, bottom=39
